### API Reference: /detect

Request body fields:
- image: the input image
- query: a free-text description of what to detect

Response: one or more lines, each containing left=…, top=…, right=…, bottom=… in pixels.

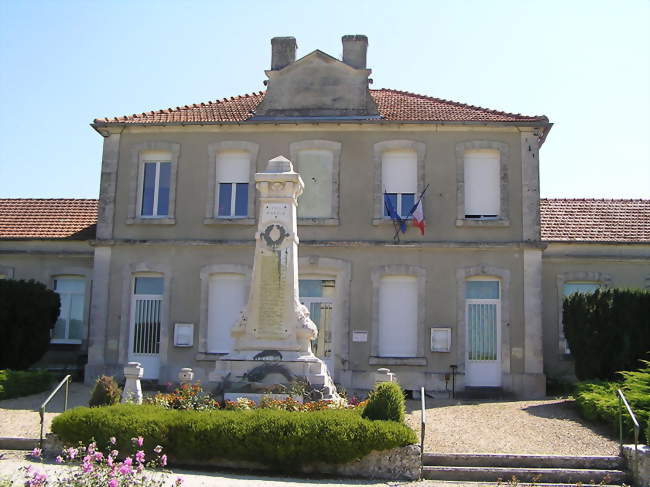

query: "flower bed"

left=51, top=403, right=416, bottom=469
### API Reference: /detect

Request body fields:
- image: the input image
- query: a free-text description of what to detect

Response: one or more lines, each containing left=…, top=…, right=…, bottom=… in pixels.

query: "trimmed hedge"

left=0, top=369, right=53, bottom=400
left=563, top=288, right=650, bottom=380
left=52, top=404, right=417, bottom=468
left=574, top=361, right=650, bottom=444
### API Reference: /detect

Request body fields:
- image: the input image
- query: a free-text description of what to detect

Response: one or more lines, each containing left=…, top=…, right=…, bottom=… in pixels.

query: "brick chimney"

left=342, top=35, right=368, bottom=69
left=270, top=37, right=297, bottom=70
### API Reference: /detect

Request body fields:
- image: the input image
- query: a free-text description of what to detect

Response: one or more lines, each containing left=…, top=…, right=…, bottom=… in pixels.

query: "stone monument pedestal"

left=209, top=156, right=338, bottom=400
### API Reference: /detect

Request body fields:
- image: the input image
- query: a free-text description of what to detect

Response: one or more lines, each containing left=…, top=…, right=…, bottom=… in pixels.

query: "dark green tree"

left=0, top=279, right=60, bottom=369
left=564, top=288, right=650, bottom=380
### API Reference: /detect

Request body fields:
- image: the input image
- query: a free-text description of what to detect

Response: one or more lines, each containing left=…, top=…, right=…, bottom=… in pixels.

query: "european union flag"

left=384, top=192, right=406, bottom=233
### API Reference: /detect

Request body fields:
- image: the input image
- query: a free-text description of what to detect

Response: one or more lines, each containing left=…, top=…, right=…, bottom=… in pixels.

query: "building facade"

left=1, top=36, right=648, bottom=397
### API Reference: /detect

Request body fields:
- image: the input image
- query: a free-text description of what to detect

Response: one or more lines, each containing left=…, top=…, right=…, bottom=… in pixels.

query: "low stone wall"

left=623, top=444, right=650, bottom=487
left=172, top=444, right=421, bottom=481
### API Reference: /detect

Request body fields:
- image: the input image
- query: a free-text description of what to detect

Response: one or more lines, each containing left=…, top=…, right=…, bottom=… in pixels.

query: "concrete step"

left=0, top=437, right=39, bottom=450
left=422, top=453, right=624, bottom=470
left=455, top=386, right=513, bottom=400
left=421, top=465, right=628, bottom=485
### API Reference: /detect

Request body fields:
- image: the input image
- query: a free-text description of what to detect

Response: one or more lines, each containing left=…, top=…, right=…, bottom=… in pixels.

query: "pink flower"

left=123, top=457, right=132, bottom=466
left=30, top=447, right=42, bottom=458
left=109, top=436, right=117, bottom=444
left=118, top=463, right=133, bottom=475
left=82, top=460, right=93, bottom=473
left=107, top=455, right=113, bottom=467
left=108, top=479, right=118, bottom=487
left=94, top=451, right=104, bottom=462
left=137, top=436, right=144, bottom=447
left=110, top=449, right=119, bottom=457
left=66, top=447, right=77, bottom=460
left=87, top=441, right=96, bottom=454
left=135, top=450, right=145, bottom=463
left=160, top=454, right=167, bottom=467
left=175, top=478, right=184, bottom=486
left=137, top=464, right=144, bottom=473
left=154, top=445, right=163, bottom=454
left=55, top=455, right=63, bottom=464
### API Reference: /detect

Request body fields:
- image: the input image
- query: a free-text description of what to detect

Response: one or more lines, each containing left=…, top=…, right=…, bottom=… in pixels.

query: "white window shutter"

left=464, top=150, right=500, bottom=217
left=378, top=276, right=418, bottom=357
left=297, top=149, right=333, bottom=218
left=207, top=274, right=247, bottom=353
left=382, top=150, right=417, bottom=193
left=216, top=151, right=250, bottom=183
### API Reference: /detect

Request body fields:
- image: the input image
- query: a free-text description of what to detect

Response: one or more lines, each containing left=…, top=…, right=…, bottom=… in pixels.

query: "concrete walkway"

left=0, top=451, right=506, bottom=486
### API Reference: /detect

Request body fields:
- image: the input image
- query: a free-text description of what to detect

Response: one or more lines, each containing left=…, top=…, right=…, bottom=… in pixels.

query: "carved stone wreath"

left=261, top=224, right=289, bottom=249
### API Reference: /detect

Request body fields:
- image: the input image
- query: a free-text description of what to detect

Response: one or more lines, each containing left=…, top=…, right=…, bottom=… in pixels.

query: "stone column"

left=122, top=362, right=143, bottom=404
left=230, top=155, right=318, bottom=356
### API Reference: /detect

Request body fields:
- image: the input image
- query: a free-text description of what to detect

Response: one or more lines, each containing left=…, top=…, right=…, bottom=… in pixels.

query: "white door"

left=128, top=276, right=163, bottom=379
left=465, top=280, right=501, bottom=387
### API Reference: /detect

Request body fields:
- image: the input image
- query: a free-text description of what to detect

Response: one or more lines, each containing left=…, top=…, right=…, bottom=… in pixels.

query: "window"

left=464, top=149, right=500, bottom=218
left=52, top=277, right=85, bottom=343
left=139, top=151, right=172, bottom=217
left=378, top=275, right=418, bottom=357
left=296, top=150, right=334, bottom=218
left=207, top=273, right=247, bottom=353
left=216, top=151, right=250, bottom=218
left=299, top=279, right=335, bottom=358
left=382, top=150, right=417, bottom=218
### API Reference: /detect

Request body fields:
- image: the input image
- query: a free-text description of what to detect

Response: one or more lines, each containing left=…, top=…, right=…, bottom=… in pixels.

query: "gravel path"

left=0, top=383, right=92, bottom=439
left=405, top=397, right=619, bottom=455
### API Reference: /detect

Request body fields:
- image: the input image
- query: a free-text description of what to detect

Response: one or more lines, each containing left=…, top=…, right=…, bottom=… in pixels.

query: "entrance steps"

left=422, top=453, right=628, bottom=485
left=455, top=387, right=513, bottom=400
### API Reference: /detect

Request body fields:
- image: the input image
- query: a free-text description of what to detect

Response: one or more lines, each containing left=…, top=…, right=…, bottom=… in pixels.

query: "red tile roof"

left=0, top=199, right=98, bottom=240
left=2, top=198, right=647, bottom=243
left=540, top=199, right=650, bottom=243
left=93, top=89, right=548, bottom=125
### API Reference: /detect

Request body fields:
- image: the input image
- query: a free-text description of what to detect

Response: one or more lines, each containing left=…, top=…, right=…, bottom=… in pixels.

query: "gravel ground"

left=0, top=383, right=92, bottom=439
left=405, top=397, right=619, bottom=456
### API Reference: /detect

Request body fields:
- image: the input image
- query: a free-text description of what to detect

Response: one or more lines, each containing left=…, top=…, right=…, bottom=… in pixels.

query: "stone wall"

left=623, top=444, right=650, bottom=487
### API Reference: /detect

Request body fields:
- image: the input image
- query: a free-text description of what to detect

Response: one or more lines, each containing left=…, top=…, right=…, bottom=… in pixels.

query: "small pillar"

left=178, top=368, right=194, bottom=386
left=375, top=368, right=396, bottom=384
left=122, top=362, right=143, bottom=404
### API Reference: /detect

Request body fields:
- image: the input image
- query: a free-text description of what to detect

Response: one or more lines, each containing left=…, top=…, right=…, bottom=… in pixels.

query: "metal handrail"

left=617, top=388, right=640, bottom=452
left=420, top=386, right=426, bottom=455
left=39, top=375, right=71, bottom=449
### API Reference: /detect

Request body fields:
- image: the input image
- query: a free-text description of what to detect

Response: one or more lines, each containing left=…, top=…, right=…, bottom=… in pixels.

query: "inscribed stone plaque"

left=256, top=252, right=286, bottom=339
left=262, top=203, right=290, bottom=222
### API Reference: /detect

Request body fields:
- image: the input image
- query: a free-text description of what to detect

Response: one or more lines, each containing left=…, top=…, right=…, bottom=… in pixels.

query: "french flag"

left=412, top=199, right=425, bottom=235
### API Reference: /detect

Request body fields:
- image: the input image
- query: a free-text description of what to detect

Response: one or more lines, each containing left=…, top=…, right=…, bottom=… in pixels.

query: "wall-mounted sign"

left=352, top=330, right=368, bottom=343
left=174, top=323, right=194, bottom=347
left=431, top=327, right=451, bottom=352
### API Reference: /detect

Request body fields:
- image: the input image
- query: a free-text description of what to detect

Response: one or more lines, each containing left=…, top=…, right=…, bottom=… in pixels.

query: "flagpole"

left=407, top=183, right=430, bottom=217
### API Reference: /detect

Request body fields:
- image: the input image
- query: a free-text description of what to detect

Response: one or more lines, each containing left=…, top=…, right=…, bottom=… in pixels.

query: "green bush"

left=0, top=369, right=53, bottom=400
left=52, top=404, right=416, bottom=468
left=574, top=361, right=650, bottom=443
left=89, top=375, right=122, bottom=407
left=563, top=288, right=650, bottom=380
left=361, top=381, right=406, bottom=422
left=0, top=279, right=60, bottom=370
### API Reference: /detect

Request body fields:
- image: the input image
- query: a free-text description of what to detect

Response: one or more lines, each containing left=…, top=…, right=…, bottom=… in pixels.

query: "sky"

left=0, top=0, right=648, bottom=199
